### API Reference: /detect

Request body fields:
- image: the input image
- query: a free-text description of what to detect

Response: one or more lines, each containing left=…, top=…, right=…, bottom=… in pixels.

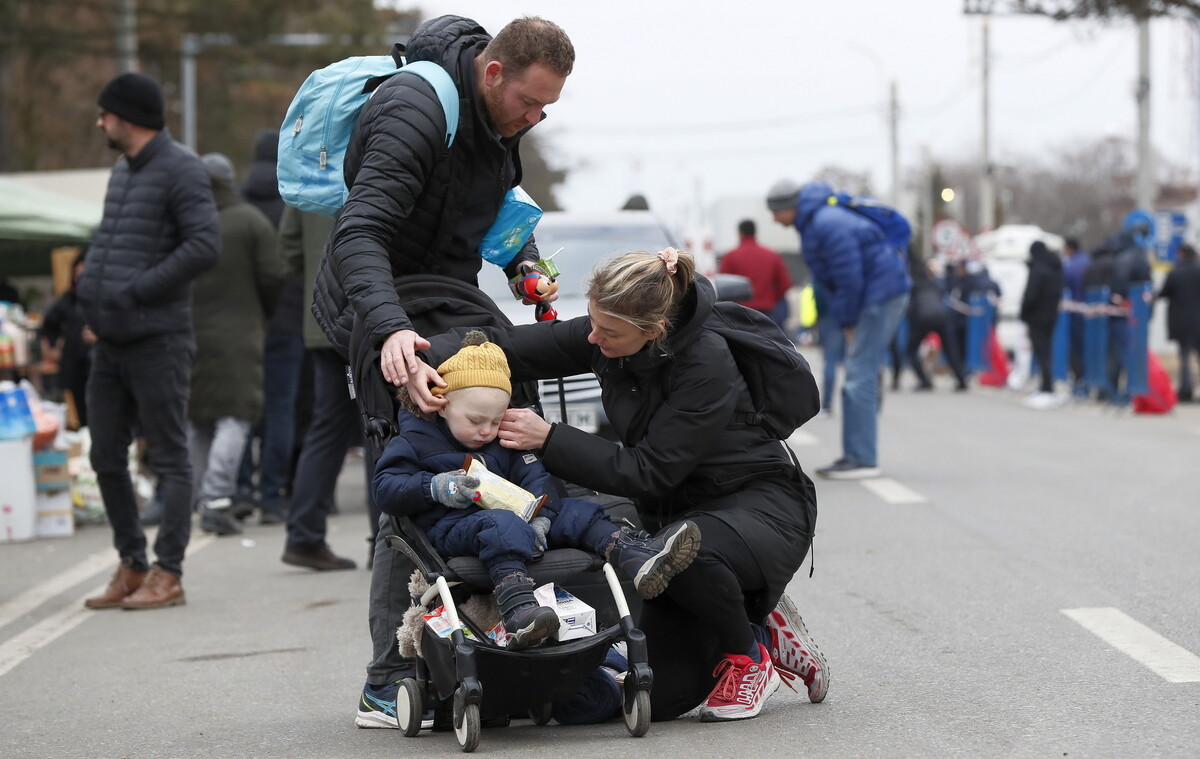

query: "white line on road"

left=788, top=430, right=819, bottom=446
left=1062, top=607, right=1200, bottom=683
left=860, top=477, right=926, bottom=504
left=0, top=551, right=118, bottom=632
left=0, top=534, right=215, bottom=680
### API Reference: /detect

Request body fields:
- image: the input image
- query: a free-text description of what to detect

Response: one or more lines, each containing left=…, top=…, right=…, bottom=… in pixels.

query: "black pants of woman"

left=1027, top=324, right=1055, bottom=393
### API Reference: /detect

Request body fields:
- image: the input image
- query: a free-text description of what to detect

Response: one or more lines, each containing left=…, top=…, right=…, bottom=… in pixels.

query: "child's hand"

left=529, top=516, right=551, bottom=554
left=430, top=471, right=481, bottom=509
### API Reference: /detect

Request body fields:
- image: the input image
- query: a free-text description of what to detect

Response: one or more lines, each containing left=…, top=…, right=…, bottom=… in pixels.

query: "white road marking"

left=860, top=477, right=926, bottom=504
left=1062, top=607, right=1200, bottom=683
left=788, top=430, right=819, bottom=446
left=0, top=534, right=215, bottom=680
left=0, top=552, right=117, bottom=632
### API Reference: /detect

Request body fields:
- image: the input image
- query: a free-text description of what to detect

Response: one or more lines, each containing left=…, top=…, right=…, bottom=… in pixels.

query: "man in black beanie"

left=77, top=71, right=220, bottom=611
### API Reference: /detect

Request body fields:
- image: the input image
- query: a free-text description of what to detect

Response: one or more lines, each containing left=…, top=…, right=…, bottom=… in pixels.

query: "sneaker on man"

left=698, top=643, right=780, bottom=722
left=609, top=521, right=701, bottom=600
left=199, top=498, right=243, bottom=536
left=766, top=594, right=829, bottom=703
left=356, top=681, right=398, bottom=728
left=816, top=459, right=881, bottom=480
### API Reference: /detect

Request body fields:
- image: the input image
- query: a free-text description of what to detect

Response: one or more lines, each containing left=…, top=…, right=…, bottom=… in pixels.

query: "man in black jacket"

left=78, top=72, right=220, bottom=611
left=320, top=15, right=575, bottom=729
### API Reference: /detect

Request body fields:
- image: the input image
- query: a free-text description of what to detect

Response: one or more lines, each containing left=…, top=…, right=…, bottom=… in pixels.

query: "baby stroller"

left=350, top=275, right=653, bottom=752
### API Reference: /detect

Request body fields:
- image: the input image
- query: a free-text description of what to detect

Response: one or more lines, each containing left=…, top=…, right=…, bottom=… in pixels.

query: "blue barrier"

left=1084, top=287, right=1109, bottom=392
left=965, top=293, right=988, bottom=372
left=1051, top=290, right=1070, bottom=382
left=1126, top=282, right=1151, bottom=395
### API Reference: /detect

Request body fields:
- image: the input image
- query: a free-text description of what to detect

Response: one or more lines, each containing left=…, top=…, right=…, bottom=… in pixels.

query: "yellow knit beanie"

left=432, top=330, right=512, bottom=396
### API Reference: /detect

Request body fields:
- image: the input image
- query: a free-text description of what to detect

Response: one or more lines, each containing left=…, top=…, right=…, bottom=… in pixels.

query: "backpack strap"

left=397, top=60, right=460, bottom=148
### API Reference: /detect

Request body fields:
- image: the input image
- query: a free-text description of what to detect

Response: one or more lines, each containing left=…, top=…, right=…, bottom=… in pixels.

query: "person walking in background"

left=189, top=153, right=286, bottom=536
left=769, top=179, right=910, bottom=480
left=39, top=249, right=95, bottom=428
left=1061, top=238, right=1091, bottom=396
left=1019, top=240, right=1064, bottom=408
left=279, top=205, right=365, bottom=570
left=78, top=72, right=219, bottom=610
left=1107, top=221, right=1153, bottom=403
left=904, top=252, right=968, bottom=392
left=1156, top=242, right=1200, bottom=403
left=718, top=219, right=793, bottom=330
left=235, top=128, right=307, bottom=524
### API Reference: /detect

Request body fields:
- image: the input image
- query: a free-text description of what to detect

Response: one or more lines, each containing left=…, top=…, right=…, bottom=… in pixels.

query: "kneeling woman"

left=409, top=248, right=829, bottom=722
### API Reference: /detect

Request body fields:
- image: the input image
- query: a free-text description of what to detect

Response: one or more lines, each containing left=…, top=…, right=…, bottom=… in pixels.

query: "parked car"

left=476, top=210, right=749, bottom=439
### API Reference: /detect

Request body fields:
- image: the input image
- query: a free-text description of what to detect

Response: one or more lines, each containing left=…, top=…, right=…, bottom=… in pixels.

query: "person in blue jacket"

left=769, top=180, right=911, bottom=479
left=372, top=330, right=699, bottom=652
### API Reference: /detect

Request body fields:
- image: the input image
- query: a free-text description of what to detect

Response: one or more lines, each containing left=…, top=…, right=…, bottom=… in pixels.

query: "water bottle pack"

left=0, top=380, right=37, bottom=440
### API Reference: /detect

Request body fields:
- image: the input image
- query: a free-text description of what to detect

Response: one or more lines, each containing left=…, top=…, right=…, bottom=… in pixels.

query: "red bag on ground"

left=978, top=327, right=1009, bottom=387
left=1133, top=351, right=1176, bottom=414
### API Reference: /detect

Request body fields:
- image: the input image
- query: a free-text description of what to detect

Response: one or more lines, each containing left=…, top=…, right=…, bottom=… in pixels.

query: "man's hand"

left=498, top=407, right=552, bottom=451
left=380, top=329, right=432, bottom=386
left=405, top=358, right=447, bottom=413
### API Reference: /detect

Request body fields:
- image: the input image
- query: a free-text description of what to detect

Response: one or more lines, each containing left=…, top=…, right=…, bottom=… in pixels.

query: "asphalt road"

left=2, top=351, right=1199, bottom=758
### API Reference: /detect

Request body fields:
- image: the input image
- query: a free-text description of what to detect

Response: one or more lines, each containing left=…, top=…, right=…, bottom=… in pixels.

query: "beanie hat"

left=201, top=152, right=236, bottom=186
left=766, top=179, right=801, bottom=212
left=98, top=72, right=165, bottom=130
left=433, top=330, right=511, bottom=396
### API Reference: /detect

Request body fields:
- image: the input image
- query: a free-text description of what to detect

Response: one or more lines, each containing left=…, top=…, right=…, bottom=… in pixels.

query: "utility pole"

left=979, top=14, right=995, bottom=233
left=1134, top=15, right=1154, bottom=211
left=117, top=0, right=138, bottom=72
left=889, top=80, right=899, bottom=207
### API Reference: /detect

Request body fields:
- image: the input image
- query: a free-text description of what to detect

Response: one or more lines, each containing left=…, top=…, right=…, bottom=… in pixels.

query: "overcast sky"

left=405, top=0, right=1198, bottom=238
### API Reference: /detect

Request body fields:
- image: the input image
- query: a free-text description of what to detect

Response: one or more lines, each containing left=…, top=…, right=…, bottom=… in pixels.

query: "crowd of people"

left=61, top=13, right=833, bottom=731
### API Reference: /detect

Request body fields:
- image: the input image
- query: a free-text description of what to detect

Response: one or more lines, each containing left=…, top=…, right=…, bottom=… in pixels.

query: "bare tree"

left=965, top=0, right=1200, bottom=19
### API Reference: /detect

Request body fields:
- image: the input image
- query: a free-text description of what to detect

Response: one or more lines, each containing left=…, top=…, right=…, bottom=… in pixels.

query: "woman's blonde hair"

left=585, top=248, right=695, bottom=349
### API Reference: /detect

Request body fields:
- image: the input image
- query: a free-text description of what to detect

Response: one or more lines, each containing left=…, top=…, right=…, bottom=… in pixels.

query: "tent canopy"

left=0, top=177, right=102, bottom=246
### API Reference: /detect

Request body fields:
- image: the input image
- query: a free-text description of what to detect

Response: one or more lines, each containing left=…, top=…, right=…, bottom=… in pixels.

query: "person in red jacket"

left=718, top=219, right=793, bottom=329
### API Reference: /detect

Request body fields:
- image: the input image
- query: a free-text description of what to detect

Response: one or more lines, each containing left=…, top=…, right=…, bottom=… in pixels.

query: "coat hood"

left=1028, top=240, right=1062, bottom=272
left=406, top=15, right=490, bottom=69
left=795, top=181, right=835, bottom=231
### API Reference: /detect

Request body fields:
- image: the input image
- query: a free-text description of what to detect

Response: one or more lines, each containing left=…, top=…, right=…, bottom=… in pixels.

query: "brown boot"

left=84, top=558, right=148, bottom=609
left=120, top=565, right=186, bottom=610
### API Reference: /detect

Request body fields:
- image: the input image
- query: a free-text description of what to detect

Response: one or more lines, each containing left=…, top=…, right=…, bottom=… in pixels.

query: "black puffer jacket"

left=1020, top=241, right=1064, bottom=331
left=78, top=130, right=220, bottom=343
left=426, top=277, right=820, bottom=614
left=313, top=15, right=536, bottom=356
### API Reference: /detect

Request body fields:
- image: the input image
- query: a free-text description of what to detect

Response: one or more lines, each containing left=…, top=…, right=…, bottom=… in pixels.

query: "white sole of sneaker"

left=355, top=710, right=397, bottom=729
left=819, top=466, right=881, bottom=480
left=634, top=521, right=701, bottom=599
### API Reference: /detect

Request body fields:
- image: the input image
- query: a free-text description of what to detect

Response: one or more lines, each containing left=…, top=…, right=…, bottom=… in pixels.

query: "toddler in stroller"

left=373, top=330, right=701, bottom=650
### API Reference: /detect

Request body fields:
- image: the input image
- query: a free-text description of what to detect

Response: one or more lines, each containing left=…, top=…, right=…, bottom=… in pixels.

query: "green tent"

left=0, top=177, right=102, bottom=274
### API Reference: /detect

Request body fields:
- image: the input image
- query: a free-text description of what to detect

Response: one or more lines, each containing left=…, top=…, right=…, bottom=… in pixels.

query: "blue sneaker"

left=355, top=681, right=398, bottom=728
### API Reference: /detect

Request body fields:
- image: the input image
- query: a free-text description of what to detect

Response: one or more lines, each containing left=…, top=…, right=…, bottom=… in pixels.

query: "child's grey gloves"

left=529, top=516, right=551, bottom=554
left=430, top=470, right=481, bottom=508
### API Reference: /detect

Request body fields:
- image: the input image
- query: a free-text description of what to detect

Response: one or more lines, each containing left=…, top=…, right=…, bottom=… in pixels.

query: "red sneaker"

left=766, top=594, right=829, bottom=703
left=698, top=644, right=780, bottom=722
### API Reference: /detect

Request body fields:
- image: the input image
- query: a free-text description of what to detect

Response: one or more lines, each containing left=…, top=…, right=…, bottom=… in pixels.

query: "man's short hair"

left=1065, top=237, right=1080, bottom=251
left=1180, top=242, right=1197, bottom=262
left=483, top=16, right=575, bottom=79
left=738, top=219, right=756, bottom=238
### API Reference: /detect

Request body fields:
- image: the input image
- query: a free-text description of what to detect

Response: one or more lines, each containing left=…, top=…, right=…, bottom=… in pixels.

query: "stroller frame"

left=384, top=515, right=653, bottom=751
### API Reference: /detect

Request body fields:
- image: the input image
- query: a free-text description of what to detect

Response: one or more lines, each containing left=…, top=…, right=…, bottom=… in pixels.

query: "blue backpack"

left=827, top=192, right=912, bottom=252
left=277, top=57, right=459, bottom=217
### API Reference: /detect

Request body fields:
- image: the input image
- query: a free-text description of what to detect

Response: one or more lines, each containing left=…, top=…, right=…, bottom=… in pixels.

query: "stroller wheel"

left=529, top=702, right=553, bottom=726
left=624, top=689, right=650, bottom=737
left=453, top=688, right=480, bottom=752
left=396, top=678, right=423, bottom=737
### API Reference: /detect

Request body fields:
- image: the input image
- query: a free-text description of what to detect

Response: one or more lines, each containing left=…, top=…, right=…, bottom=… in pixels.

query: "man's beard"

left=106, top=136, right=122, bottom=152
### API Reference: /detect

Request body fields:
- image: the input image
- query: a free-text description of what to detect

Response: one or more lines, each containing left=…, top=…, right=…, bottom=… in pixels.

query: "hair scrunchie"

left=657, top=247, right=679, bottom=275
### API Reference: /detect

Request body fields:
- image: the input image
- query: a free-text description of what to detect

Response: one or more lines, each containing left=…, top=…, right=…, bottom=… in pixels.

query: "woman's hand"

left=499, top=407, right=552, bottom=451
left=404, top=359, right=448, bottom=413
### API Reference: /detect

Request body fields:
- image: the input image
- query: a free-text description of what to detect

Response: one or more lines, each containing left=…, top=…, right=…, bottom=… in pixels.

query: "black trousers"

left=88, top=333, right=194, bottom=576
left=1028, top=324, right=1055, bottom=393
left=907, top=316, right=967, bottom=388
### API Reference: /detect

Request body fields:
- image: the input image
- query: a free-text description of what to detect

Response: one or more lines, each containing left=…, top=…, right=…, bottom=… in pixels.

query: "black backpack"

left=706, top=301, right=820, bottom=440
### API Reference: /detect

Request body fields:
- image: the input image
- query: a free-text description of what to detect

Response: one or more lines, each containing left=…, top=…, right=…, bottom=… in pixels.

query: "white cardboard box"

left=35, top=489, right=74, bottom=538
left=534, top=583, right=597, bottom=641
left=0, top=437, right=36, bottom=542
